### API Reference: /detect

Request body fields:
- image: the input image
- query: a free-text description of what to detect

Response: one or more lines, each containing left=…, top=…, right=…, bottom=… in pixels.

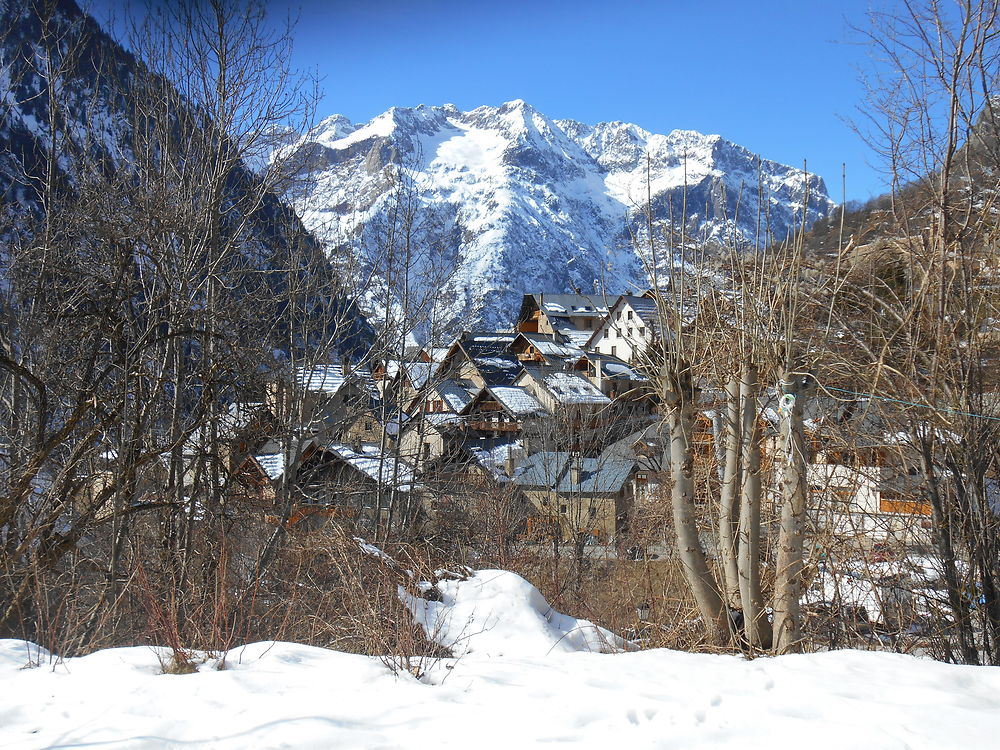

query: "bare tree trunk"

left=737, top=365, right=770, bottom=650
left=664, top=371, right=729, bottom=645
left=719, top=376, right=742, bottom=608
left=920, top=435, right=978, bottom=665
left=772, top=374, right=808, bottom=653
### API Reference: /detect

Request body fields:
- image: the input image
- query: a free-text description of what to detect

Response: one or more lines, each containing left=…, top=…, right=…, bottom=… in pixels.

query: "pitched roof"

left=459, top=333, right=522, bottom=386
left=513, top=452, right=637, bottom=494
left=487, top=385, right=548, bottom=417
left=436, top=379, right=478, bottom=412
left=583, top=295, right=665, bottom=348
left=422, top=346, right=450, bottom=363
left=514, top=332, right=586, bottom=366
left=402, top=361, right=436, bottom=390
left=323, top=442, right=417, bottom=491
left=582, top=353, right=647, bottom=382
left=464, top=437, right=523, bottom=483
left=620, top=295, right=660, bottom=323
left=541, top=372, right=611, bottom=405
left=253, top=452, right=285, bottom=481
left=296, top=364, right=348, bottom=394
left=524, top=294, right=611, bottom=318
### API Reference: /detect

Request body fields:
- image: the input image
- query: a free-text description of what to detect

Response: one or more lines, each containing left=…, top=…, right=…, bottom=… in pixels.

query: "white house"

left=584, top=295, right=663, bottom=364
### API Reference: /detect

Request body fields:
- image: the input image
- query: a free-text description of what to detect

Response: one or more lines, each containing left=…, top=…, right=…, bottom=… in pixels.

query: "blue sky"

left=274, top=0, right=888, bottom=202
left=92, top=0, right=891, bottom=202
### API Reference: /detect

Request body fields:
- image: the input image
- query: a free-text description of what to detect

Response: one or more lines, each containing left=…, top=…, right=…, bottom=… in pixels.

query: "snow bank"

left=401, top=569, right=629, bottom=657
left=3, top=637, right=1000, bottom=749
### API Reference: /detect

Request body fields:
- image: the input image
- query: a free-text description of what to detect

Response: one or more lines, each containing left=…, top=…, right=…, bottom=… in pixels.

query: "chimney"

left=570, top=451, right=582, bottom=486
left=505, top=446, right=524, bottom=478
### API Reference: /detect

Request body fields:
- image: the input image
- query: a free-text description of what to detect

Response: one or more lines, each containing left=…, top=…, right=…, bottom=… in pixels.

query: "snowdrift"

left=400, top=568, right=630, bottom=657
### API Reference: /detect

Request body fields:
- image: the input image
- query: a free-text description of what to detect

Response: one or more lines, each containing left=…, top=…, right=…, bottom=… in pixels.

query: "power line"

left=825, top=386, right=1000, bottom=423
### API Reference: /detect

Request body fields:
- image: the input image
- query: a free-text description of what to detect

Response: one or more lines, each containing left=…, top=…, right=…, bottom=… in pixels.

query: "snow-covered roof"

left=513, top=452, right=636, bottom=494
left=460, top=333, right=522, bottom=386
left=403, top=362, right=436, bottom=390
left=542, top=372, right=611, bottom=405
left=422, top=347, right=450, bottom=363
left=516, top=332, right=586, bottom=364
left=324, top=443, right=417, bottom=491
left=561, top=330, right=593, bottom=348
left=464, top=438, right=523, bottom=482
left=621, top=295, right=660, bottom=323
left=424, top=412, right=463, bottom=427
left=253, top=453, right=285, bottom=481
left=526, top=294, right=610, bottom=318
left=435, top=379, right=478, bottom=412
left=296, top=364, right=348, bottom=394
left=488, top=386, right=548, bottom=417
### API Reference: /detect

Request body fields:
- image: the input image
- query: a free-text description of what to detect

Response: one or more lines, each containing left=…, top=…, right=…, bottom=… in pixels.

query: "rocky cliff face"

left=0, top=0, right=371, bottom=357
left=278, top=100, right=836, bottom=332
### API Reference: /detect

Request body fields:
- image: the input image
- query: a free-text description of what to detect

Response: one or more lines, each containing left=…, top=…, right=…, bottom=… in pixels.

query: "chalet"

left=512, top=451, right=638, bottom=543
left=460, top=384, right=548, bottom=439
left=584, top=295, right=664, bottom=364
left=218, top=402, right=280, bottom=473
left=515, top=366, right=610, bottom=415
left=510, top=332, right=586, bottom=369
left=515, top=294, right=612, bottom=346
left=265, top=363, right=380, bottom=441
left=291, top=440, right=421, bottom=529
left=409, top=377, right=479, bottom=416
left=425, top=436, right=524, bottom=486
left=397, top=378, right=478, bottom=469
left=387, top=361, right=436, bottom=400
left=807, top=438, right=934, bottom=548
left=437, top=332, right=522, bottom=387
left=575, top=352, right=651, bottom=404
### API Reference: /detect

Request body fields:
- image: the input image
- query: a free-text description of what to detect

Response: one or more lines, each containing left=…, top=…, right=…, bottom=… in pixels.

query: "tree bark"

left=737, top=365, right=770, bottom=650
left=719, top=376, right=742, bottom=609
left=664, top=369, right=729, bottom=645
left=772, top=375, right=808, bottom=653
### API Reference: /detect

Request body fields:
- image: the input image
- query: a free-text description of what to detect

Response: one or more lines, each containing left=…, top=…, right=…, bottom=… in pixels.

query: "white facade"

left=807, top=462, right=933, bottom=547
left=586, top=296, right=658, bottom=364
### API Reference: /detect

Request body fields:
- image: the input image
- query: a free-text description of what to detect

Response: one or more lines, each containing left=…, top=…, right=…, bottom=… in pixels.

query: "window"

left=627, top=310, right=633, bottom=320
left=422, top=442, right=431, bottom=459
left=616, top=311, right=622, bottom=321
left=611, top=346, right=617, bottom=356
left=589, top=507, right=597, bottom=519
left=639, top=327, right=646, bottom=337
left=560, top=504, right=567, bottom=514
left=627, top=327, right=633, bottom=337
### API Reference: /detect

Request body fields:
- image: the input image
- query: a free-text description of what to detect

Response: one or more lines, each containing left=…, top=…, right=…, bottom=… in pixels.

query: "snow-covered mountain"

left=0, top=0, right=372, bottom=358
left=278, top=100, right=836, bottom=332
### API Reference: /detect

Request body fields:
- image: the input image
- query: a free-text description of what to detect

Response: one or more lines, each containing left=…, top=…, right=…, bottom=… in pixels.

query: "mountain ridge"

left=278, top=100, right=836, bottom=333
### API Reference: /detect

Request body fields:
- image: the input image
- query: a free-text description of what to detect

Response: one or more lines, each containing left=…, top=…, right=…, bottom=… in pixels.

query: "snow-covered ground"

left=2, top=570, right=998, bottom=749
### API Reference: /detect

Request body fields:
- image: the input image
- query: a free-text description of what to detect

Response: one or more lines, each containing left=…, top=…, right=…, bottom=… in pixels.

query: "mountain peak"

left=280, top=100, right=835, bottom=332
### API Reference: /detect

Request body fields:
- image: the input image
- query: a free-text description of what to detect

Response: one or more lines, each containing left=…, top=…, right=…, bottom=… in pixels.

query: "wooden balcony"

left=467, top=420, right=519, bottom=432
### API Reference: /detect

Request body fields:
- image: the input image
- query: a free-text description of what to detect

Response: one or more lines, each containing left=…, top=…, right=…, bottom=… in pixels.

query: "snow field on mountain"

left=2, top=568, right=998, bottom=749
left=280, top=100, right=835, bottom=330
